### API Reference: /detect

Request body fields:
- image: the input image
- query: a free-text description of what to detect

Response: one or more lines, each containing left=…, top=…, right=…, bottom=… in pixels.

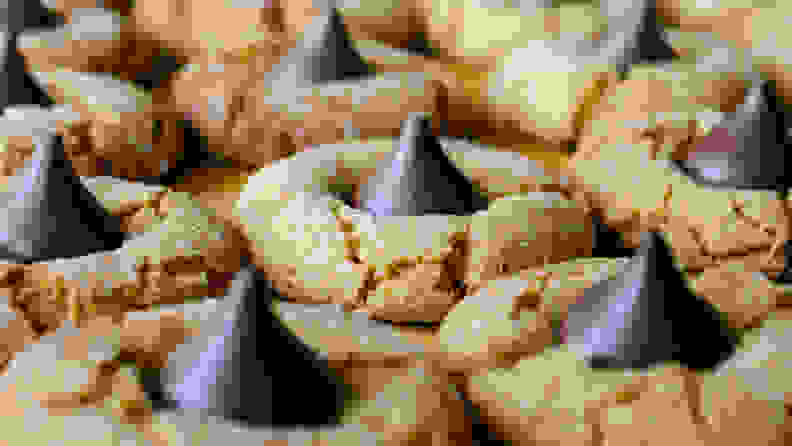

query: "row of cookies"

left=8, top=0, right=649, bottom=181
left=0, top=105, right=249, bottom=370
left=4, top=0, right=792, bottom=446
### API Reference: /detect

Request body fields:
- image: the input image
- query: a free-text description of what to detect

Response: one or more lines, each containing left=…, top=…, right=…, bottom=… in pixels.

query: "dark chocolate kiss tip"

left=2, top=32, right=54, bottom=111
left=357, top=114, right=489, bottom=217
left=272, top=4, right=372, bottom=86
left=564, top=231, right=737, bottom=371
left=673, top=80, right=788, bottom=192
left=0, top=131, right=124, bottom=263
left=150, top=264, right=346, bottom=428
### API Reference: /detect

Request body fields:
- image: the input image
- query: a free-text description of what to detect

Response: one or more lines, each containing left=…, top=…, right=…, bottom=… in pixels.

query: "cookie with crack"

left=0, top=316, right=153, bottom=444
left=466, top=192, right=594, bottom=288
left=4, top=178, right=245, bottom=334
left=466, top=344, right=696, bottom=446
left=436, top=269, right=554, bottom=375
left=570, top=53, right=788, bottom=274
left=272, top=301, right=438, bottom=367
left=25, top=68, right=185, bottom=180
left=231, top=111, right=576, bottom=317
left=0, top=116, right=177, bottom=334
left=436, top=258, right=630, bottom=376
left=234, top=179, right=369, bottom=306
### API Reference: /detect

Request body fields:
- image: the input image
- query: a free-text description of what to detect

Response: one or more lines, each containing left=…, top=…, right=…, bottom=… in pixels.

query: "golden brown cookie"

left=598, top=367, right=709, bottom=446
left=25, top=68, right=185, bottom=180
left=1, top=187, right=246, bottom=334
left=229, top=71, right=441, bottom=167
left=466, top=346, right=655, bottom=446
left=167, top=46, right=288, bottom=168
left=0, top=290, right=37, bottom=369
left=118, top=309, right=200, bottom=369
left=467, top=193, right=593, bottom=287
left=436, top=271, right=553, bottom=375
left=569, top=61, right=789, bottom=275
left=336, top=361, right=473, bottom=446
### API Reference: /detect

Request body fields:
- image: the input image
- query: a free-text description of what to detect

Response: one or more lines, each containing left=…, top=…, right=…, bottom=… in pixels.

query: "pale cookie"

left=347, top=209, right=469, bottom=282
left=234, top=178, right=369, bottom=304
left=440, top=137, right=572, bottom=199
left=482, top=43, right=619, bottom=145
left=570, top=139, right=679, bottom=230
left=415, top=0, right=572, bottom=69
left=0, top=403, right=147, bottom=446
left=1, top=317, right=121, bottom=410
left=123, top=191, right=247, bottom=302
left=145, top=411, right=299, bottom=446
left=273, top=301, right=433, bottom=366
left=337, top=361, right=472, bottom=446
left=467, top=192, right=593, bottom=286
left=166, top=165, right=256, bottom=224
left=437, top=272, right=554, bottom=375
left=467, top=345, right=682, bottom=446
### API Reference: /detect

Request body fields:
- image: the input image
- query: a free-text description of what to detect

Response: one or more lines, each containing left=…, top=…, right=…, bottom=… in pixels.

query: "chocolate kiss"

left=274, top=4, right=372, bottom=85
left=1, top=0, right=64, bottom=33
left=564, top=231, right=738, bottom=371
left=673, top=80, right=788, bottom=192
left=623, top=0, right=676, bottom=67
left=590, top=213, right=636, bottom=258
left=357, top=114, right=489, bottom=216
left=1, top=31, right=54, bottom=111
left=149, top=264, right=346, bottom=428
left=0, top=131, right=124, bottom=263
left=673, top=79, right=791, bottom=284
